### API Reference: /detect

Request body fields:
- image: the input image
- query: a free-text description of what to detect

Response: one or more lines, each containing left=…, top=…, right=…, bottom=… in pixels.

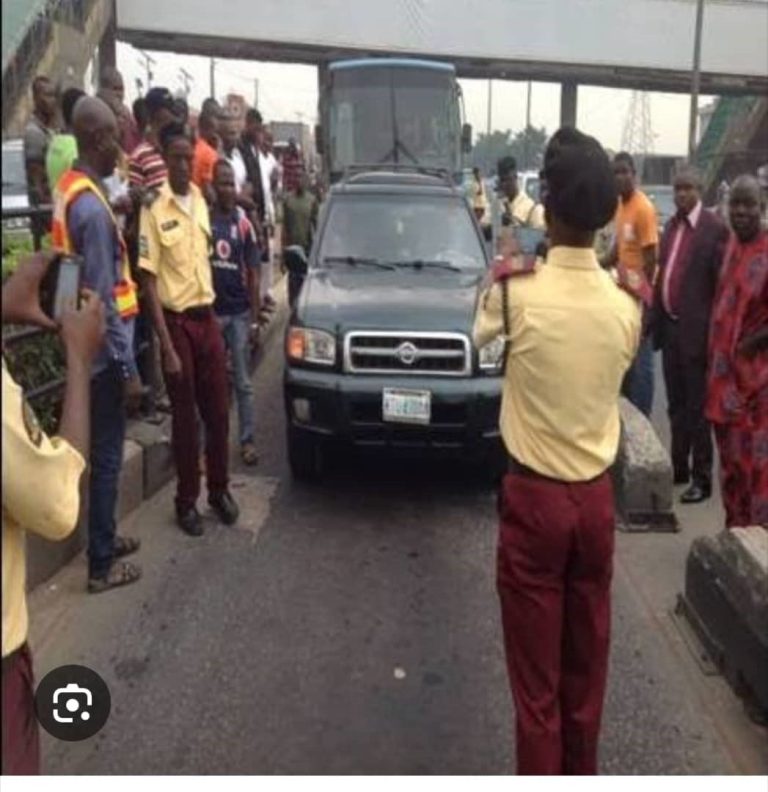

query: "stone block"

left=680, top=527, right=768, bottom=715
left=612, top=397, right=678, bottom=532
left=127, top=417, right=175, bottom=499
left=115, top=440, right=144, bottom=523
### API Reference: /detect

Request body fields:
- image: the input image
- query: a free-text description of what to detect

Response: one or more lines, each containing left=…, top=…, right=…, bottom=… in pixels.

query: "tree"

left=471, top=125, right=548, bottom=176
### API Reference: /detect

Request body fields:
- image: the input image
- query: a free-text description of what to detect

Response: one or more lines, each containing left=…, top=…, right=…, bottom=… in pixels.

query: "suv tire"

left=287, top=425, right=323, bottom=482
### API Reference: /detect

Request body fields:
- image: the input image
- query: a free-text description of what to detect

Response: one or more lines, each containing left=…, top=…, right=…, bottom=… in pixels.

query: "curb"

left=26, top=277, right=287, bottom=591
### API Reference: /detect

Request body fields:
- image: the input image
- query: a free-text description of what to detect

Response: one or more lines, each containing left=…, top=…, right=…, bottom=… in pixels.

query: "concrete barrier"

left=613, top=397, right=678, bottom=532
left=677, top=527, right=768, bottom=719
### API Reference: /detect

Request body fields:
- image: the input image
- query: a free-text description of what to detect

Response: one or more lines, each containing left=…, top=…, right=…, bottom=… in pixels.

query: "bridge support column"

left=97, top=1, right=117, bottom=79
left=560, top=80, right=578, bottom=128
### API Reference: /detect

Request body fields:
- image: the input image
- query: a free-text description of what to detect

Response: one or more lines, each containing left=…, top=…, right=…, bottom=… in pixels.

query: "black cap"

left=144, top=87, right=175, bottom=115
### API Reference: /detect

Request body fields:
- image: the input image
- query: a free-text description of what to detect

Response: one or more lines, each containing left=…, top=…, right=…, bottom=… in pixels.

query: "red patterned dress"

left=705, top=230, right=768, bottom=527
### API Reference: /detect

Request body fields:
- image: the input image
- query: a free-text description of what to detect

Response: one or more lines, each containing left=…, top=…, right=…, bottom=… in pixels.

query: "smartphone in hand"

left=40, top=254, right=84, bottom=322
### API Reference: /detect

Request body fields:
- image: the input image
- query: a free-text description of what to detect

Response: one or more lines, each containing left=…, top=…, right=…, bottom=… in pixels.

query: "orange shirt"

left=614, top=189, right=658, bottom=272
left=192, top=137, right=219, bottom=191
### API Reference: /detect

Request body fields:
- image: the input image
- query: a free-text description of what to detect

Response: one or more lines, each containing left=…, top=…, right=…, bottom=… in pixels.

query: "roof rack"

left=337, top=163, right=458, bottom=189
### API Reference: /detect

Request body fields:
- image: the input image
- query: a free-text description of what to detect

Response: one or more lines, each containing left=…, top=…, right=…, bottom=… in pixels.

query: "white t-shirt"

left=226, top=147, right=248, bottom=193
left=257, top=149, right=280, bottom=224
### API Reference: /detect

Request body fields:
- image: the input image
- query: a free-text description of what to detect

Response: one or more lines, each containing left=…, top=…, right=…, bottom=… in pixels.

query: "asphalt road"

left=30, top=295, right=766, bottom=775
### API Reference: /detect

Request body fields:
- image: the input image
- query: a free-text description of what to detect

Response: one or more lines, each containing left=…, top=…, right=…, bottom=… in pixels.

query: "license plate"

left=382, top=388, right=431, bottom=425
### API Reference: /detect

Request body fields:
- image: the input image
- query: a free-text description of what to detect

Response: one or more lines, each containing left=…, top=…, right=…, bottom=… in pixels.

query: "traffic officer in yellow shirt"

left=473, top=128, right=642, bottom=775
left=139, top=122, right=239, bottom=536
left=2, top=252, right=105, bottom=774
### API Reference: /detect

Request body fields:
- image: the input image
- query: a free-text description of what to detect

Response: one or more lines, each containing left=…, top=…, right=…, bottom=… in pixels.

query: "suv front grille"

left=343, top=331, right=471, bottom=377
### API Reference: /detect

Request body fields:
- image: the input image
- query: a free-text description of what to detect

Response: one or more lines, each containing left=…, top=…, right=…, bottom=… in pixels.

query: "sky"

left=114, top=41, right=712, bottom=156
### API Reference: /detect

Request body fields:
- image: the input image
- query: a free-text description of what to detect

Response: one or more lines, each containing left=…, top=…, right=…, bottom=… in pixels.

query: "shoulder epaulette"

left=615, top=262, right=652, bottom=306
left=491, top=254, right=537, bottom=283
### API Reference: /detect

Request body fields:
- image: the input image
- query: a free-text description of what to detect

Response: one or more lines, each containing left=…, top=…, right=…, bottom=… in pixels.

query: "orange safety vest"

left=51, top=168, right=139, bottom=320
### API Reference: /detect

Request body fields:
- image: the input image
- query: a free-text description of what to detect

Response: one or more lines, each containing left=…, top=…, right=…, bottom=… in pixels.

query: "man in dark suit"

left=653, top=166, right=728, bottom=503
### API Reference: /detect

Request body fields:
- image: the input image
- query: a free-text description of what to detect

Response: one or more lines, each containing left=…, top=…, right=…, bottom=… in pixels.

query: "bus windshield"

left=327, top=66, right=461, bottom=178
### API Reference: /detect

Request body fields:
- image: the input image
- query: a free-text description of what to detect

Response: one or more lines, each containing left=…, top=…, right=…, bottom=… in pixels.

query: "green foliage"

left=2, top=233, right=65, bottom=434
left=471, top=125, right=549, bottom=177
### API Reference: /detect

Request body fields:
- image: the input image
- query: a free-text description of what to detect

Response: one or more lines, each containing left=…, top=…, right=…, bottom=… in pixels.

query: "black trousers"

left=660, top=314, right=713, bottom=486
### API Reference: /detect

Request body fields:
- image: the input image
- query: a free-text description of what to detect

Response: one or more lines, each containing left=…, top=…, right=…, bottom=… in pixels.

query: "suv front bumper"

left=284, top=366, right=502, bottom=460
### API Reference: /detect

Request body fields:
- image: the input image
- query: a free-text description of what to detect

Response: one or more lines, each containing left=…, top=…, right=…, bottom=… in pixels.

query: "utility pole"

left=688, top=0, right=705, bottom=160
left=209, top=57, right=216, bottom=100
left=179, top=68, right=193, bottom=99
left=137, top=50, right=156, bottom=90
left=486, top=78, right=493, bottom=136
left=254, top=78, right=259, bottom=108
left=524, top=80, right=532, bottom=169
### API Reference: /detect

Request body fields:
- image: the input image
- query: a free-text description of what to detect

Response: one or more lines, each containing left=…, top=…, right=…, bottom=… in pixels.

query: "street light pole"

left=688, top=0, right=705, bottom=160
left=487, top=78, right=493, bottom=137
left=525, top=80, right=532, bottom=169
left=209, top=58, right=216, bottom=100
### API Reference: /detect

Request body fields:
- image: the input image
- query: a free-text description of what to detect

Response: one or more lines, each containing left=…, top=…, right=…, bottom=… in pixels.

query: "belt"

left=507, top=455, right=604, bottom=485
left=163, top=305, right=212, bottom=321
left=2, top=642, right=26, bottom=676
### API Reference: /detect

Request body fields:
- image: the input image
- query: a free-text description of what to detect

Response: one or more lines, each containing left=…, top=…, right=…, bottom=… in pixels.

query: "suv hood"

left=298, top=267, right=484, bottom=333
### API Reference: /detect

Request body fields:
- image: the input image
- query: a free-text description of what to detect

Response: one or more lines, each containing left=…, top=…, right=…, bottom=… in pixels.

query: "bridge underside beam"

left=118, top=29, right=768, bottom=97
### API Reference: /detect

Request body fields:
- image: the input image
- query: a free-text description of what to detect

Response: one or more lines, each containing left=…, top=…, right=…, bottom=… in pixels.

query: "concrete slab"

left=126, top=417, right=176, bottom=499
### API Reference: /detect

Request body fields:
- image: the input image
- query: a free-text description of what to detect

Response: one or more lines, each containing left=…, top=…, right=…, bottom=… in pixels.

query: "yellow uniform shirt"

left=138, top=181, right=214, bottom=312
left=503, top=192, right=546, bottom=230
left=473, top=246, right=641, bottom=481
left=2, top=362, right=85, bottom=657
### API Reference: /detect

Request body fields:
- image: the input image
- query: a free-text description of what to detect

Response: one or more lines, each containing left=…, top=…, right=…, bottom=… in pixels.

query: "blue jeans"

left=88, top=365, right=126, bottom=579
left=217, top=311, right=256, bottom=446
left=622, top=335, right=655, bottom=417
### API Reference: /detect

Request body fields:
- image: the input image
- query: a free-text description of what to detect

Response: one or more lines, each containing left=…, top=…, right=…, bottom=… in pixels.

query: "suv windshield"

left=319, top=193, right=486, bottom=271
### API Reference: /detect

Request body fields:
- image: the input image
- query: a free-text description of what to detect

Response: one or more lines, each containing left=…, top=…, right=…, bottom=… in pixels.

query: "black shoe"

left=680, top=483, right=711, bottom=504
left=673, top=470, right=690, bottom=486
left=209, top=491, right=240, bottom=525
left=177, top=506, right=203, bottom=536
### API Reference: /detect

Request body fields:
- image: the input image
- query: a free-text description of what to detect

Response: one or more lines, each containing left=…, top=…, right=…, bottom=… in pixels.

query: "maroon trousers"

left=496, top=468, right=615, bottom=775
left=1, top=644, right=40, bottom=775
left=163, top=308, right=230, bottom=512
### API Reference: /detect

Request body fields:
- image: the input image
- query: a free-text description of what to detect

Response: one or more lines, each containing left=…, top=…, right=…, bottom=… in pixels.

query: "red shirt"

left=128, top=140, right=167, bottom=190
left=706, top=230, right=768, bottom=425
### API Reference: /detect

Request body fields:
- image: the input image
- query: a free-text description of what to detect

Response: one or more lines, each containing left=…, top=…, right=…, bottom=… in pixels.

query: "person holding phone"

left=51, top=96, right=143, bottom=593
left=2, top=252, right=106, bottom=774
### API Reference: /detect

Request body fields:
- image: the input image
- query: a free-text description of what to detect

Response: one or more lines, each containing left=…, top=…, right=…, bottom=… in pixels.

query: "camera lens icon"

left=52, top=683, right=93, bottom=723
left=36, top=666, right=110, bottom=740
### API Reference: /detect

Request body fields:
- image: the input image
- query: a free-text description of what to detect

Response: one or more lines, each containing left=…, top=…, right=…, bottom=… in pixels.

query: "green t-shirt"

left=283, top=191, right=317, bottom=252
left=45, top=134, right=78, bottom=192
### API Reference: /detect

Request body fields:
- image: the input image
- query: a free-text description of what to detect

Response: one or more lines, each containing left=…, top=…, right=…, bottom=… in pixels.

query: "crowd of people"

left=17, top=70, right=320, bottom=589
left=1, top=67, right=765, bottom=777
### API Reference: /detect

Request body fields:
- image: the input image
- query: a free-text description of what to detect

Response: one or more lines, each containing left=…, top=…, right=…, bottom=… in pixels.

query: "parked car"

left=2, top=139, right=31, bottom=237
left=645, top=183, right=675, bottom=233
left=283, top=169, right=504, bottom=480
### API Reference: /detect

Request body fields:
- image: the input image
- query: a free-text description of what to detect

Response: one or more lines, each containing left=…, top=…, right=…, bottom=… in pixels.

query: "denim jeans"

left=88, top=364, right=126, bottom=579
left=622, top=335, right=655, bottom=417
left=217, top=311, right=256, bottom=446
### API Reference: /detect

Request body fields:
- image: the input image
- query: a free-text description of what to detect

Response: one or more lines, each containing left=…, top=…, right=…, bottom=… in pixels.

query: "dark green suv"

left=283, top=170, right=504, bottom=480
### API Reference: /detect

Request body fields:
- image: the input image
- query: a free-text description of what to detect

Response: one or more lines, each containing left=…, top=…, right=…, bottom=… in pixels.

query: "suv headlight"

left=478, top=335, right=506, bottom=372
left=287, top=327, right=336, bottom=366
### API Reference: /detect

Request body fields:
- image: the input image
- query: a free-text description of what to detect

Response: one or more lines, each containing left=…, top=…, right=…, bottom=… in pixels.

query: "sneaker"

left=209, top=490, right=240, bottom=525
left=177, top=505, right=204, bottom=536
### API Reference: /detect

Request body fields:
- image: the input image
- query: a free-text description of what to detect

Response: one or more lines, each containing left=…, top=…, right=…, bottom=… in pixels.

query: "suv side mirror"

left=315, top=124, right=323, bottom=155
left=461, top=123, right=473, bottom=154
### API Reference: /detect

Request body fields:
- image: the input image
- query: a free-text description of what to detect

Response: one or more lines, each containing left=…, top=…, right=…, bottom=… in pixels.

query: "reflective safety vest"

left=51, top=168, right=139, bottom=320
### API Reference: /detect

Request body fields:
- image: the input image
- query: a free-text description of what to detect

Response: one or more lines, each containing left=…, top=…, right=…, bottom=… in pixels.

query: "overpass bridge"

left=117, top=0, right=768, bottom=126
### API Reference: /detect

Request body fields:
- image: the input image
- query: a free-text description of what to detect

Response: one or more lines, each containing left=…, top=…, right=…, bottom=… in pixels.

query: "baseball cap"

left=144, top=87, right=175, bottom=115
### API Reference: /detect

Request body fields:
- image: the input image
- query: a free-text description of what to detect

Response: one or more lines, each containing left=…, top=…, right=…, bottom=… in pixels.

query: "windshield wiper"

left=323, top=255, right=396, bottom=271
left=389, top=259, right=462, bottom=272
